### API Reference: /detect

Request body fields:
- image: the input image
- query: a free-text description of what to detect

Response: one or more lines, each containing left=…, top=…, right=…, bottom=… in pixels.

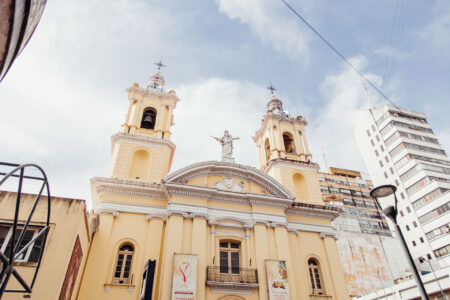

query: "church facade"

left=75, top=67, right=350, bottom=300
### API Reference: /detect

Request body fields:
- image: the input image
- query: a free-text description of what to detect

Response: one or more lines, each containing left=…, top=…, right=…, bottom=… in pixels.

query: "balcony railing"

left=207, top=266, right=258, bottom=284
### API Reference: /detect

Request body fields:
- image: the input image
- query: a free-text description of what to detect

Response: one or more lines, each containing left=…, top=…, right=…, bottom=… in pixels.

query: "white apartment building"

left=352, top=105, right=449, bottom=269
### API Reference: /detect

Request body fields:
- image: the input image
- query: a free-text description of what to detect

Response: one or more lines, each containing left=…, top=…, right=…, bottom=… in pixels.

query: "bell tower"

left=108, top=62, right=179, bottom=183
left=253, top=86, right=323, bottom=204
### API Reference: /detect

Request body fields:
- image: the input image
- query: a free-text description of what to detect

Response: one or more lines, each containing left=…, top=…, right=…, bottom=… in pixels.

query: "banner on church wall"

left=171, top=253, right=198, bottom=300
left=266, top=259, right=290, bottom=300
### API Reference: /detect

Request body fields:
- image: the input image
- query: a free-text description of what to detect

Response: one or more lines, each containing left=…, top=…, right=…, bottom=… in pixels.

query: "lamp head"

left=370, top=184, right=398, bottom=219
left=370, top=185, right=397, bottom=198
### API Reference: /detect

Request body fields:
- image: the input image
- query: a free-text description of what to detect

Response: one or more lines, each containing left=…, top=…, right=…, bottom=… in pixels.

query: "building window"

left=385, top=156, right=389, bottom=163
left=399, top=210, right=404, bottom=217
left=406, top=206, right=411, bottom=213
left=375, top=150, right=379, bottom=157
left=400, top=192, right=405, bottom=199
left=413, top=221, right=417, bottom=228
left=367, top=129, right=371, bottom=137
left=427, top=254, right=432, bottom=259
left=406, top=225, right=410, bottom=231
left=0, top=225, right=45, bottom=263
left=283, top=132, right=296, bottom=154
left=140, top=107, right=157, bottom=130
left=395, top=180, right=399, bottom=186
left=113, top=244, right=134, bottom=284
left=380, top=145, right=385, bottom=152
left=308, top=258, right=324, bottom=295
left=412, top=241, right=416, bottom=246
left=376, top=135, right=380, bottom=142
left=384, top=172, right=388, bottom=179
left=419, top=202, right=450, bottom=224
left=220, top=241, right=240, bottom=274
left=379, top=161, right=384, bottom=167
left=372, top=125, right=376, bottom=132
left=434, top=245, right=450, bottom=258
left=425, top=223, right=449, bottom=241
left=390, top=167, right=394, bottom=175
left=420, top=237, right=424, bottom=243
left=371, top=139, right=375, bottom=146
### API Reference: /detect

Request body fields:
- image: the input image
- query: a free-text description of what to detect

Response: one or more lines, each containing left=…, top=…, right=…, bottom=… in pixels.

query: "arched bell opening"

left=283, top=132, right=295, bottom=154
left=140, top=107, right=157, bottom=130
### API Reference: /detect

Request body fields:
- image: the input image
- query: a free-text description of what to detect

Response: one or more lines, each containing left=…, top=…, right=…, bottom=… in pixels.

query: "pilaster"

left=274, top=226, right=298, bottom=299
left=253, top=224, right=270, bottom=299
left=191, top=217, right=207, bottom=300
left=158, top=215, right=183, bottom=300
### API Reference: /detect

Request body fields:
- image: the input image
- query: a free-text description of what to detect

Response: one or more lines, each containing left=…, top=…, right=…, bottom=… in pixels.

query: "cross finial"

left=154, top=61, right=166, bottom=70
left=267, top=84, right=276, bottom=95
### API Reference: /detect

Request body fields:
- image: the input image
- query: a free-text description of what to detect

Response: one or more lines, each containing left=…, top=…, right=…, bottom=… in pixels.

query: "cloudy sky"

left=1, top=0, right=449, bottom=207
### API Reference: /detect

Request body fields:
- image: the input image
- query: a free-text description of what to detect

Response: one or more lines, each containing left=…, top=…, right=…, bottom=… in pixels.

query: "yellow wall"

left=0, top=192, right=90, bottom=300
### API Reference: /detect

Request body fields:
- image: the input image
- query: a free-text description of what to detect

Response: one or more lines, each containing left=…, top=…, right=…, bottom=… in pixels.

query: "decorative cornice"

left=91, top=177, right=166, bottom=199
left=146, top=214, right=166, bottom=221
left=208, top=216, right=253, bottom=229
left=286, top=202, right=341, bottom=220
left=263, top=158, right=319, bottom=173
left=164, top=182, right=292, bottom=208
left=111, top=132, right=176, bottom=151
left=94, top=201, right=166, bottom=218
left=270, top=221, right=288, bottom=229
left=320, top=232, right=338, bottom=240
left=162, top=161, right=295, bottom=200
left=126, top=85, right=180, bottom=103
left=253, top=114, right=307, bottom=141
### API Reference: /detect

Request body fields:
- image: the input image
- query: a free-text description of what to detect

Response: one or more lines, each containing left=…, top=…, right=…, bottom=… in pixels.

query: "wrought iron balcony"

left=206, top=266, right=258, bottom=293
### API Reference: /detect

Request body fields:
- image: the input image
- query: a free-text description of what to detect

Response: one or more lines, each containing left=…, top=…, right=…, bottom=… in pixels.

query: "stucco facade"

left=75, top=71, right=351, bottom=300
left=0, top=192, right=91, bottom=300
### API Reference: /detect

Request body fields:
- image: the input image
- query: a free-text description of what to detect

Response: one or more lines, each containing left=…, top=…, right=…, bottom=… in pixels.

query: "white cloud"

left=171, top=78, right=269, bottom=170
left=308, top=56, right=383, bottom=175
left=215, top=0, right=310, bottom=58
left=421, top=2, right=450, bottom=49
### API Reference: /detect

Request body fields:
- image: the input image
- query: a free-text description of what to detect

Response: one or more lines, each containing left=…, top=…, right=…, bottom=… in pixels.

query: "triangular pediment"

left=162, top=161, right=295, bottom=199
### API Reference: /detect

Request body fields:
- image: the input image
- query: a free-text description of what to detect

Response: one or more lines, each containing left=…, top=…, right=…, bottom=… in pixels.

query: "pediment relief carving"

left=162, top=161, right=295, bottom=200
left=215, top=177, right=244, bottom=192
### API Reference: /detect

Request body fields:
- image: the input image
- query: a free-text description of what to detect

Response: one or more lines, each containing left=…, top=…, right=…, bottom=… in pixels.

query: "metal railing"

left=206, top=266, right=258, bottom=284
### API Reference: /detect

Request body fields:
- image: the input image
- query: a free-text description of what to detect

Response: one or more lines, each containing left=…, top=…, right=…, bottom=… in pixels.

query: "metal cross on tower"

left=267, top=84, right=276, bottom=95
left=154, top=61, right=166, bottom=70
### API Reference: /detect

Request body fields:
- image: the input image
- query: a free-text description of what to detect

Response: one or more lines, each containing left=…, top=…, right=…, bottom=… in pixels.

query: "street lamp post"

left=419, top=257, right=447, bottom=300
left=370, top=184, right=429, bottom=300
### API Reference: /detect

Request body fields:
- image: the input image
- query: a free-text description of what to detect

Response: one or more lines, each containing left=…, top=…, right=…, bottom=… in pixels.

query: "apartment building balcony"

left=206, top=266, right=258, bottom=293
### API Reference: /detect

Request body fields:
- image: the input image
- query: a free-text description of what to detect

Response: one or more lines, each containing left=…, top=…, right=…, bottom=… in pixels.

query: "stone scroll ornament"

left=211, top=130, right=240, bottom=163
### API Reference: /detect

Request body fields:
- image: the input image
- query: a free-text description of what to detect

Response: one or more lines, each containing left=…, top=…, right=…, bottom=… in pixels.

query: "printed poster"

left=266, top=260, right=290, bottom=300
left=171, top=253, right=198, bottom=300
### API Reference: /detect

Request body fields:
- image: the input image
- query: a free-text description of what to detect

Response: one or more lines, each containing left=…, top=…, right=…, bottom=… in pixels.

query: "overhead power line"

left=280, top=0, right=399, bottom=109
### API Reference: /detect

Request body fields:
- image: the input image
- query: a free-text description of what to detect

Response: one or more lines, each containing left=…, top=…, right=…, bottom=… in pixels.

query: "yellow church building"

left=0, top=65, right=351, bottom=300
left=74, top=66, right=350, bottom=300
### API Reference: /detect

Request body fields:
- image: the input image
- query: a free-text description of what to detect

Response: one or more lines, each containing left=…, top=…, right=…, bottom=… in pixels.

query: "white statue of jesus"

left=212, top=130, right=240, bottom=163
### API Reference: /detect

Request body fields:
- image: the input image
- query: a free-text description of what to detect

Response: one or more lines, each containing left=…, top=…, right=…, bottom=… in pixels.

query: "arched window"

left=128, top=150, right=150, bottom=180
left=219, top=241, right=240, bottom=274
left=308, top=258, right=324, bottom=295
left=140, top=108, right=157, bottom=130
left=283, top=132, right=295, bottom=154
left=113, top=244, right=134, bottom=284
left=265, top=138, right=271, bottom=162
left=293, top=173, right=309, bottom=200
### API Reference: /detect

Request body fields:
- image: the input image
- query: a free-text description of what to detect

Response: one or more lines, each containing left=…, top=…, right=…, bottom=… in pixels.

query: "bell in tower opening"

left=141, top=108, right=157, bottom=130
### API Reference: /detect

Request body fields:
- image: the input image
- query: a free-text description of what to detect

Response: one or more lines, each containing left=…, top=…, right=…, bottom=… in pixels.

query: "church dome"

left=147, top=70, right=165, bottom=92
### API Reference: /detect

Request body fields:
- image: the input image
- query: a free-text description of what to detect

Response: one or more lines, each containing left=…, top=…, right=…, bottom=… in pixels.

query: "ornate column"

left=273, top=225, right=298, bottom=299
left=191, top=214, right=207, bottom=300
left=253, top=223, right=270, bottom=299
left=158, top=214, right=184, bottom=300
left=321, top=233, right=348, bottom=299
